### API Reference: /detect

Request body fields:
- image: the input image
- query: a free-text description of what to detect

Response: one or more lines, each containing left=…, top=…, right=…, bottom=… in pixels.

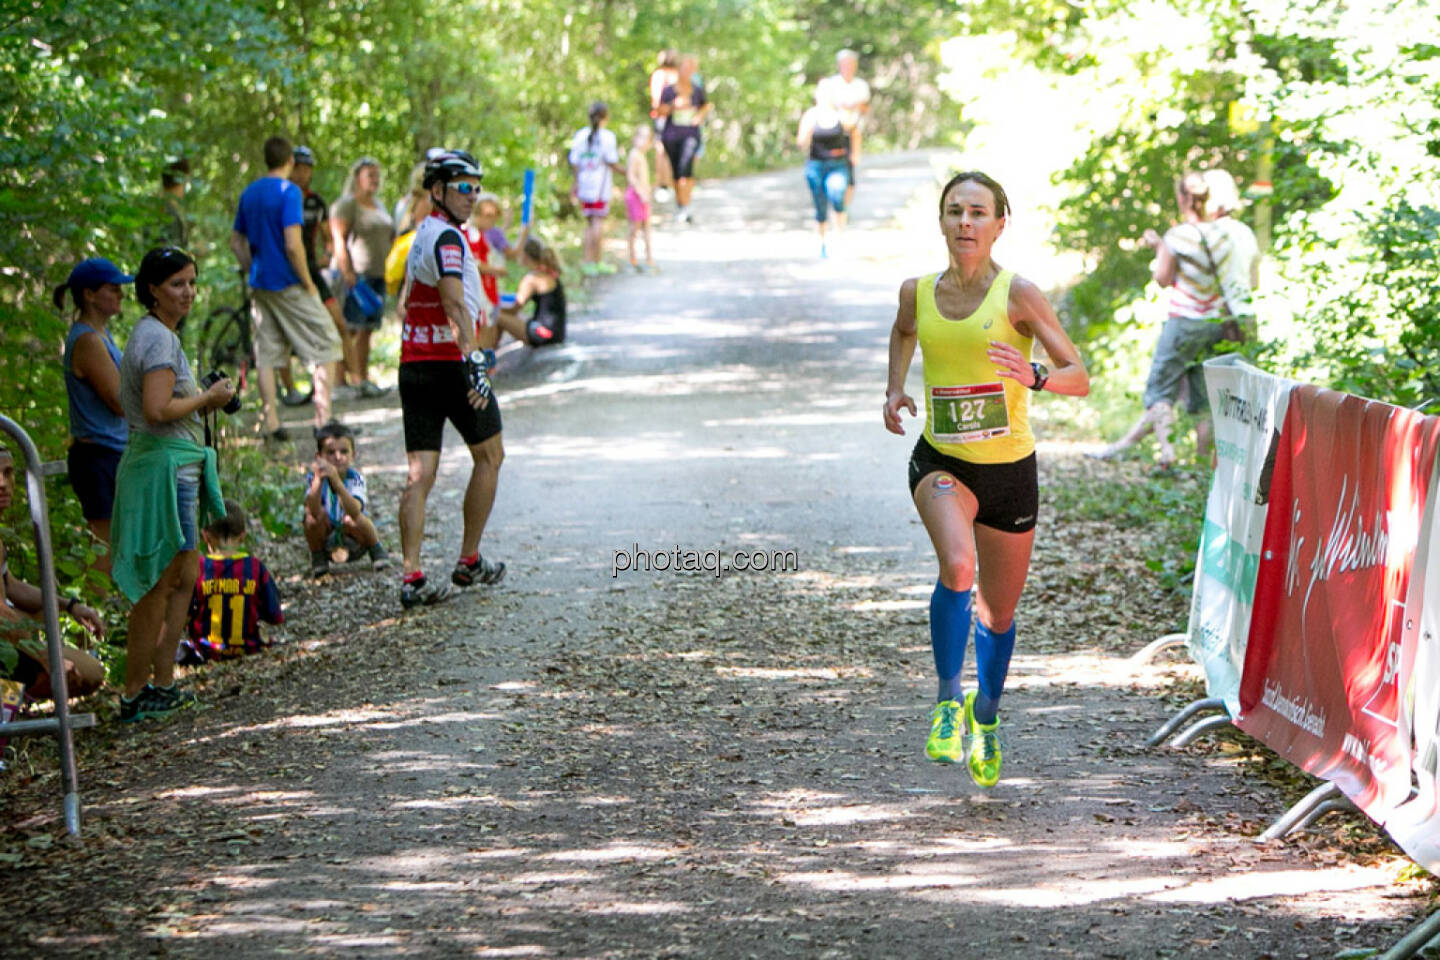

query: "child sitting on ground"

left=179, top=499, right=283, bottom=664
left=304, top=421, right=389, bottom=576
left=495, top=238, right=567, bottom=349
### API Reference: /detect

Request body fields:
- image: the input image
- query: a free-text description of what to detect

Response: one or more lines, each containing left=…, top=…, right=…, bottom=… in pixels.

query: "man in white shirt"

left=818, top=49, right=871, bottom=210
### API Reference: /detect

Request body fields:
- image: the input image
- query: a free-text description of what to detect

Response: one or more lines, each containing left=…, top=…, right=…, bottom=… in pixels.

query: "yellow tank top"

left=918, top=269, right=1034, bottom=464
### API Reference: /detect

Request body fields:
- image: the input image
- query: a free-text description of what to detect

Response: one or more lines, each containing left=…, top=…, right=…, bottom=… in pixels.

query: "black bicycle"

left=197, top=272, right=253, bottom=389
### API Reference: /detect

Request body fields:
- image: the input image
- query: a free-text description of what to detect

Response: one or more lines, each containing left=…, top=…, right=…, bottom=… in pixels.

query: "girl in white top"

left=568, top=101, right=624, bottom=275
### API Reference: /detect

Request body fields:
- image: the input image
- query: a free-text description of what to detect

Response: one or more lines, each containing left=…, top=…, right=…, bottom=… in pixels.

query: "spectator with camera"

left=229, top=135, right=345, bottom=442
left=111, top=247, right=233, bottom=723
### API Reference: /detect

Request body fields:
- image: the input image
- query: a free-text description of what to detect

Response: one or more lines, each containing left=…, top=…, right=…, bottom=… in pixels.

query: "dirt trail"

left=1, top=151, right=1430, bottom=959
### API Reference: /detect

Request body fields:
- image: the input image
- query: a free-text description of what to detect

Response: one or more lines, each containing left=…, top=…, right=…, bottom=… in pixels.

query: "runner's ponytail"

left=588, top=101, right=608, bottom=150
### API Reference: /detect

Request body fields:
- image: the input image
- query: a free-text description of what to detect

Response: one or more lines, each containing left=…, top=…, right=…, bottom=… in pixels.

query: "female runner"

left=883, top=171, right=1089, bottom=786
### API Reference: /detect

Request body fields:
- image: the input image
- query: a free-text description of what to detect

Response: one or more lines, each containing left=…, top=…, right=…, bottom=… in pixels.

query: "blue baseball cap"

left=65, top=258, right=134, bottom=288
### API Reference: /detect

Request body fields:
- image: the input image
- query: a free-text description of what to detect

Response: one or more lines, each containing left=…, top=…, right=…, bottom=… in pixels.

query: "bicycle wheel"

left=200, top=307, right=246, bottom=374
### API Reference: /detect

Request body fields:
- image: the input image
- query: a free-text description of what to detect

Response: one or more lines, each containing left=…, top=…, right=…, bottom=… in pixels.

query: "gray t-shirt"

left=331, top=195, right=395, bottom=278
left=120, top=315, right=202, bottom=445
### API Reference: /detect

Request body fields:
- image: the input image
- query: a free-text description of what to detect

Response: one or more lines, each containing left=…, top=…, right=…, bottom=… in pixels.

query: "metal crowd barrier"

left=0, top=416, right=94, bottom=835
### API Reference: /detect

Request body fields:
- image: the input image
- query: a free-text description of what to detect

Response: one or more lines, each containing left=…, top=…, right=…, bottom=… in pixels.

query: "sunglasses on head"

left=449, top=181, right=483, bottom=196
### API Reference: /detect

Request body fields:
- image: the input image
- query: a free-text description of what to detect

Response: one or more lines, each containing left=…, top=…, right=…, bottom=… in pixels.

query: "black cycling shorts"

left=398, top=361, right=502, bottom=452
left=907, top=436, right=1039, bottom=533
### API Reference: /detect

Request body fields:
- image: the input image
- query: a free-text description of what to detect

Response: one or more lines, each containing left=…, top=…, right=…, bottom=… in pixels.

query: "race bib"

left=929, top=383, right=1010, bottom=443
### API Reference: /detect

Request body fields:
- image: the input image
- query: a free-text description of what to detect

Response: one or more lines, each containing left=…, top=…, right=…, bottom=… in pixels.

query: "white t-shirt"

left=568, top=127, right=621, bottom=205
left=819, top=74, right=871, bottom=127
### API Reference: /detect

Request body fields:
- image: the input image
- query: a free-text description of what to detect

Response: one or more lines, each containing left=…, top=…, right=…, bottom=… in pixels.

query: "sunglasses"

left=449, top=181, right=483, bottom=196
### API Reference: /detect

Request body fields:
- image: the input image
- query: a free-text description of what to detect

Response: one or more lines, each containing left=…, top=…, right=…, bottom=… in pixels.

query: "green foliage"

left=958, top=0, right=1439, bottom=408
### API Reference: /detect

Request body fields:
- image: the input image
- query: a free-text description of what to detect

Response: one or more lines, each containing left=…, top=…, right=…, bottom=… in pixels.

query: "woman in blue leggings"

left=796, top=87, right=855, bottom=257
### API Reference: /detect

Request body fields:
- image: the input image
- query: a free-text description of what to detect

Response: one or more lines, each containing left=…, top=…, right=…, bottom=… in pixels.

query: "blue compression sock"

left=929, top=581, right=972, bottom=703
left=973, top=618, right=1016, bottom=725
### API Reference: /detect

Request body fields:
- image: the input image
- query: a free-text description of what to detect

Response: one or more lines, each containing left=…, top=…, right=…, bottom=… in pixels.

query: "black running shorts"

left=907, top=436, right=1039, bottom=533
left=398, top=361, right=502, bottom=452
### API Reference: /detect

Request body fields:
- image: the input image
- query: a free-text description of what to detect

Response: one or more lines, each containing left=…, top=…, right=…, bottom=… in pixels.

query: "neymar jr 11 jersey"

left=187, top=551, right=284, bottom=658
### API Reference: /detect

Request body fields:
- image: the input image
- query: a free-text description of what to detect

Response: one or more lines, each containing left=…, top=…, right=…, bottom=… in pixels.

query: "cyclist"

left=883, top=171, right=1089, bottom=787
left=396, top=149, right=506, bottom=609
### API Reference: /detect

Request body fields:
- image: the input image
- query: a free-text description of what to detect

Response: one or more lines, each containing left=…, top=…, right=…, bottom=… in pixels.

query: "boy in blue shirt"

left=228, top=134, right=344, bottom=441
left=304, top=422, right=389, bottom=576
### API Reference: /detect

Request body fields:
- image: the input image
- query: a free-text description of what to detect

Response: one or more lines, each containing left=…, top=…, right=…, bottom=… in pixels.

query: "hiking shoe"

left=925, top=699, right=964, bottom=764
left=265, top=426, right=291, bottom=444
left=151, top=684, right=197, bottom=714
left=368, top=542, right=392, bottom=572
left=452, top=554, right=506, bottom=588
left=964, top=691, right=1003, bottom=788
left=358, top=380, right=391, bottom=398
left=400, top=576, right=455, bottom=610
left=119, top=688, right=152, bottom=724
left=281, top=387, right=313, bottom=407
left=309, top=550, right=331, bottom=579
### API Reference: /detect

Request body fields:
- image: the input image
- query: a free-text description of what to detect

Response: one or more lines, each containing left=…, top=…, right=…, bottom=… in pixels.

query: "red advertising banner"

left=1238, top=385, right=1440, bottom=819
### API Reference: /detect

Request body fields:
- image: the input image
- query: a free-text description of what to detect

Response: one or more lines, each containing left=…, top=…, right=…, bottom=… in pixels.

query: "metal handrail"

left=0, top=416, right=90, bottom=835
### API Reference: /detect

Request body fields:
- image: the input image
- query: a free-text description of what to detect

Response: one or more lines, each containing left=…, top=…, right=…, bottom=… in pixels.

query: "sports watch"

left=1029, top=362, right=1049, bottom=392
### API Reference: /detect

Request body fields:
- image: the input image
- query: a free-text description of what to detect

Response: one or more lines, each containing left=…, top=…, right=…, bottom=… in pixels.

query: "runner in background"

left=648, top=49, right=679, bottom=202
left=883, top=171, right=1089, bottom=787
left=569, top=102, right=624, bottom=275
left=818, top=49, right=871, bottom=213
left=658, top=55, right=711, bottom=225
left=795, top=85, right=854, bottom=258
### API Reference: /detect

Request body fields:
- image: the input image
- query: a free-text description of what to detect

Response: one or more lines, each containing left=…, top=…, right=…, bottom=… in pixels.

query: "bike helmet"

left=293, top=145, right=316, bottom=166
left=422, top=149, right=483, bottom=189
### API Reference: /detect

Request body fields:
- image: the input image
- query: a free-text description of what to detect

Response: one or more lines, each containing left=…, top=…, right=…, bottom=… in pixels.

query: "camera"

left=200, top=369, right=241, bottom=415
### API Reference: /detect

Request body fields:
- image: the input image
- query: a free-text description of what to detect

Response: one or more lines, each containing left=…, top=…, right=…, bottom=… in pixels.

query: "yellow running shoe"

left=926, top=699, right=964, bottom=763
left=964, top=691, right=1003, bottom=788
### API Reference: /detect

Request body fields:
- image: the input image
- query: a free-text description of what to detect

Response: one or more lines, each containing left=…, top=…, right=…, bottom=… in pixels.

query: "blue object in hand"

left=348, top=279, right=383, bottom=316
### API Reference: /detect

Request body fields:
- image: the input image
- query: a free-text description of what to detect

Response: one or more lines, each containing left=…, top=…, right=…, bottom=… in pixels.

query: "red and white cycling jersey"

left=401, top=211, right=485, bottom=363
